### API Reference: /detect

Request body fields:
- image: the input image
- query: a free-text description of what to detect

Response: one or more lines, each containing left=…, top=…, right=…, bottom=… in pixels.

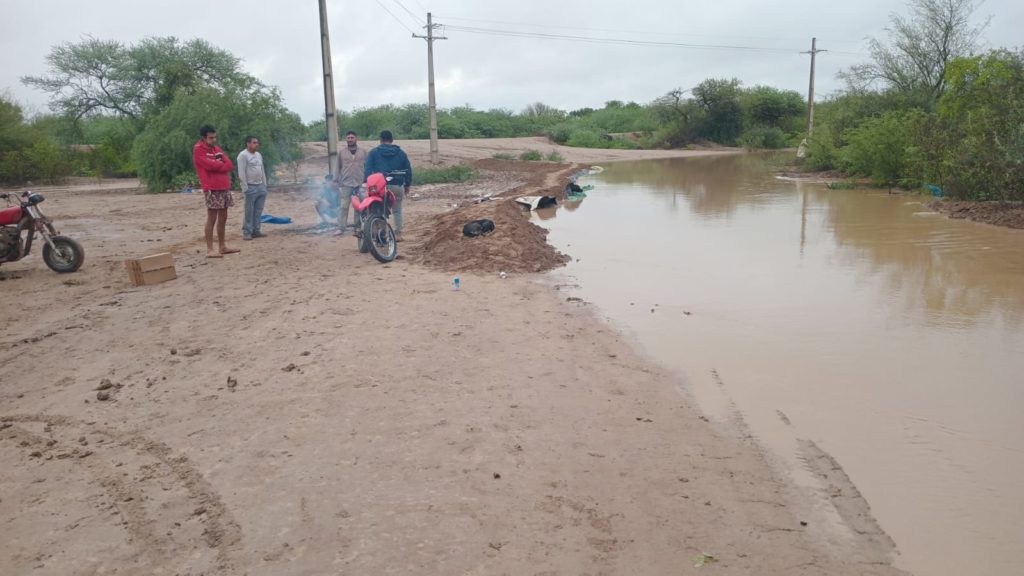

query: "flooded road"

left=535, top=155, right=1024, bottom=576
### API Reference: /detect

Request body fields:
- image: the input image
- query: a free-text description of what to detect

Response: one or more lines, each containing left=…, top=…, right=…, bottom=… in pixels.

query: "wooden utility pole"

left=413, top=13, right=446, bottom=164
left=803, top=37, right=826, bottom=140
left=318, top=0, right=340, bottom=175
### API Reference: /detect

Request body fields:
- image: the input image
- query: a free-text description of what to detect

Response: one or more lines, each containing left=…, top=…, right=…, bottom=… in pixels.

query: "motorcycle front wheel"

left=43, top=235, right=84, bottom=273
left=366, top=217, right=396, bottom=263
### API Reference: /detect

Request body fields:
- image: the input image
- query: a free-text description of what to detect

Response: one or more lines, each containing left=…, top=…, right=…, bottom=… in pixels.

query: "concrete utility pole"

left=413, top=13, right=446, bottom=164
left=802, top=37, right=826, bottom=140
left=318, top=0, right=340, bottom=175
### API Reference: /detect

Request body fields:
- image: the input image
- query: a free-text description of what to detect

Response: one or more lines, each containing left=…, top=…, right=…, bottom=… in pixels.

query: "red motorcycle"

left=351, top=172, right=397, bottom=263
left=0, top=191, right=84, bottom=273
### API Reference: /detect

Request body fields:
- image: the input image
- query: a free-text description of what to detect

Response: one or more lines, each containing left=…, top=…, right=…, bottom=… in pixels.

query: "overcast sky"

left=1, top=0, right=1020, bottom=123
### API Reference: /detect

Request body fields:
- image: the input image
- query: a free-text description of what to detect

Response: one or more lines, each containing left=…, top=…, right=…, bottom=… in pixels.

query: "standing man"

left=334, top=131, right=368, bottom=235
left=193, top=124, right=238, bottom=258
left=237, top=135, right=267, bottom=241
left=364, top=130, right=412, bottom=241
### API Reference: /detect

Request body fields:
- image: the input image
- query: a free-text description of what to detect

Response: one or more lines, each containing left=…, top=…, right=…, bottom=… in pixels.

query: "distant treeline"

left=3, top=0, right=1020, bottom=202
left=303, top=84, right=806, bottom=152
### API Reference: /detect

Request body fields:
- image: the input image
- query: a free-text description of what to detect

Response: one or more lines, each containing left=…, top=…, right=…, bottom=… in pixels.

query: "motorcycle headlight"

left=26, top=193, right=45, bottom=205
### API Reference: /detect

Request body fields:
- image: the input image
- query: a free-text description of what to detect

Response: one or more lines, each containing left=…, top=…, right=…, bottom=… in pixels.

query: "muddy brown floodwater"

left=536, top=154, right=1024, bottom=576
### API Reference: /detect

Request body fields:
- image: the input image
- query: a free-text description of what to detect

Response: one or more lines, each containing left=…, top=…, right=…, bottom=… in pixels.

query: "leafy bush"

left=519, top=150, right=543, bottom=161
left=840, top=109, right=925, bottom=187
left=491, top=152, right=515, bottom=160
left=412, top=164, right=478, bottom=185
left=804, top=132, right=839, bottom=172
left=564, top=130, right=606, bottom=148
left=931, top=50, right=1024, bottom=201
left=738, top=126, right=790, bottom=150
left=133, top=86, right=303, bottom=191
left=0, top=96, right=75, bottom=185
left=546, top=150, right=564, bottom=162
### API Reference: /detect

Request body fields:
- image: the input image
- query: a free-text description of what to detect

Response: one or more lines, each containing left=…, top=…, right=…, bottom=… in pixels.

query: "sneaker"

left=243, top=235, right=253, bottom=241
left=252, top=231, right=266, bottom=238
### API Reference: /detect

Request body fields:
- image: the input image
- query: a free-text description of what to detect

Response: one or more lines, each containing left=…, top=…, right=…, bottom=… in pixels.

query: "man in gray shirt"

left=237, top=135, right=267, bottom=240
left=334, top=131, right=368, bottom=235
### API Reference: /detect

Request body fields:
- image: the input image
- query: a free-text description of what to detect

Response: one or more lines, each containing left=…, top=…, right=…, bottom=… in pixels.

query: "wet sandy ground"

left=1, top=146, right=903, bottom=575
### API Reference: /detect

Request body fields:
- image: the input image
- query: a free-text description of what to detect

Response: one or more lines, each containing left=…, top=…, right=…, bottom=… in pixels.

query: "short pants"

left=204, top=189, right=235, bottom=210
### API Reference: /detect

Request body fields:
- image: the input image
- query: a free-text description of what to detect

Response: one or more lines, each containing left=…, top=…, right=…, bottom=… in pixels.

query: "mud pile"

left=408, top=199, right=570, bottom=274
left=928, top=200, right=1024, bottom=229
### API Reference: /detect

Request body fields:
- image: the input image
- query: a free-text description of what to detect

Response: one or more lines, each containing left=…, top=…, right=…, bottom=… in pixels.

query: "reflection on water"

left=537, top=155, right=1024, bottom=576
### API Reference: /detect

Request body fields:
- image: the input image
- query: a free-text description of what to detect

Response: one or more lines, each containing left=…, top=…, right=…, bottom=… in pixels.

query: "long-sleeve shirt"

left=336, top=145, right=368, bottom=187
left=236, top=149, right=266, bottom=192
left=192, top=140, right=233, bottom=190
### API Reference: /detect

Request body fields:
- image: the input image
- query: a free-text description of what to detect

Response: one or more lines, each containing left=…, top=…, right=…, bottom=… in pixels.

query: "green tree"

left=840, top=0, right=989, bottom=109
left=0, top=94, right=75, bottom=185
left=841, top=109, right=926, bottom=187
left=132, top=86, right=303, bottom=191
left=692, top=78, right=744, bottom=145
left=22, top=36, right=253, bottom=121
left=740, top=86, right=805, bottom=130
left=933, top=50, right=1024, bottom=200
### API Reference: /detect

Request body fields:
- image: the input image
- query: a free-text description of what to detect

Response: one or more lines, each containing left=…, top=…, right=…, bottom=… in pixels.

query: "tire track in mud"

left=798, top=438, right=899, bottom=564
left=1, top=413, right=242, bottom=574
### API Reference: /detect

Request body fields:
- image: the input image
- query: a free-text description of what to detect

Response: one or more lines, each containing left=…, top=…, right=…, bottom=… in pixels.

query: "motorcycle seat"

left=0, top=206, right=23, bottom=226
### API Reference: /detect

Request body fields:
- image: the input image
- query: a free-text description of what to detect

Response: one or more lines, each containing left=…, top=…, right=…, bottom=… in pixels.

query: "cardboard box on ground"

left=125, top=253, right=176, bottom=286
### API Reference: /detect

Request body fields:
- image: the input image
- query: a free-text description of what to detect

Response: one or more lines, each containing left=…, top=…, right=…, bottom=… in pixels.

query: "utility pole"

left=802, top=37, right=826, bottom=140
left=413, top=13, right=446, bottom=164
left=318, top=0, right=340, bottom=176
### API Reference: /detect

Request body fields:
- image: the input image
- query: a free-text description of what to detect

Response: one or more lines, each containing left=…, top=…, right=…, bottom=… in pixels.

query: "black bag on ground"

left=463, top=219, right=496, bottom=237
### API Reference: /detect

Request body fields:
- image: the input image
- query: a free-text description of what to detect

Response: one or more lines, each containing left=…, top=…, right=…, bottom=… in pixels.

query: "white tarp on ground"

left=515, top=196, right=557, bottom=210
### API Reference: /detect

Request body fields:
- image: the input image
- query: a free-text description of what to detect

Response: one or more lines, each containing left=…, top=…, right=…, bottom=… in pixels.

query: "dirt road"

left=0, top=141, right=903, bottom=575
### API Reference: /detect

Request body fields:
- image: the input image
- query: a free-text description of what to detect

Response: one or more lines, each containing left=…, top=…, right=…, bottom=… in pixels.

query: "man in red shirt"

left=192, top=124, right=239, bottom=258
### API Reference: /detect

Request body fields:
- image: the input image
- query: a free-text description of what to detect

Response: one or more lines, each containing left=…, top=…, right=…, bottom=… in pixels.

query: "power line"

left=374, top=0, right=416, bottom=35
left=392, top=0, right=424, bottom=26
left=438, top=15, right=869, bottom=50
left=444, top=24, right=805, bottom=54
left=410, top=0, right=428, bottom=13
left=440, top=15, right=799, bottom=44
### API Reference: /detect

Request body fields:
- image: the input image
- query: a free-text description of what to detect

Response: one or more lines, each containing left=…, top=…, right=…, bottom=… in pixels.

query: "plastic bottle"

left=453, top=276, right=460, bottom=290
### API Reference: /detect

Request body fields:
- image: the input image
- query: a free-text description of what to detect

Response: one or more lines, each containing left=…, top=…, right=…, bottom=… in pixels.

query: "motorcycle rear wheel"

left=43, top=235, right=84, bottom=273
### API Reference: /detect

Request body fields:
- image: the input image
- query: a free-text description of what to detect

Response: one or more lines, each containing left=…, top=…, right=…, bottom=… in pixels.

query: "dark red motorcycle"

left=0, top=191, right=84, bottom=273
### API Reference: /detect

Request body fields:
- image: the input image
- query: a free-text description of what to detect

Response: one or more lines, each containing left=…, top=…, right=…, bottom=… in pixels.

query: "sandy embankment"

left=0, top=138, right=902, bottom=575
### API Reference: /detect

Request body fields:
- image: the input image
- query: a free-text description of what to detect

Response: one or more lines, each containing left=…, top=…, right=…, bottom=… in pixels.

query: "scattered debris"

left=282, top=364, right=297, bottom=372
left=462, top=218, right=496, bottom=237
left=694, top=552, right=717, bottom=568
left=515, top=195, right=557, bottom=210
left=96, top=391, right=111, bottom=401
left=95, top=379, right=114, bottom=391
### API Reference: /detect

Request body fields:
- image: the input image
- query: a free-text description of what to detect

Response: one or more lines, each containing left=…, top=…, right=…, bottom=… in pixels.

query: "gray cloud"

left=1, top=0, right=1020, bottom=122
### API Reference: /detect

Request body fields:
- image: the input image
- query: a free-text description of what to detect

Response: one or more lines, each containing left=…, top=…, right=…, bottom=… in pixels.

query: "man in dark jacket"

left=364, top=130, right=412, bottom=241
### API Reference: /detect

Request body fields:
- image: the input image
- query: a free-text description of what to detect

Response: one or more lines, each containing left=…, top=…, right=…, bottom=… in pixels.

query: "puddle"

left=537, top=154, right=1024, bottom=576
